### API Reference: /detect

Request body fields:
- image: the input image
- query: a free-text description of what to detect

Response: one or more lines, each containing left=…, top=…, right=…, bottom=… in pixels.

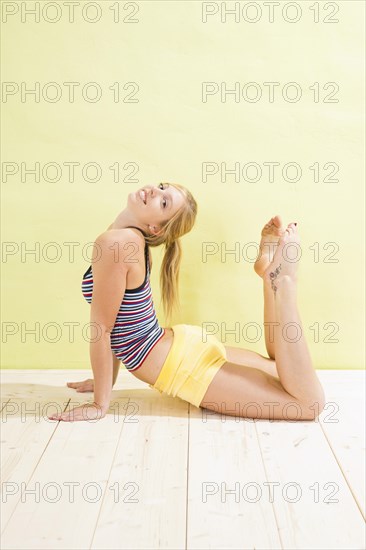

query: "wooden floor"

left=0, top=369, right=365, bottom=550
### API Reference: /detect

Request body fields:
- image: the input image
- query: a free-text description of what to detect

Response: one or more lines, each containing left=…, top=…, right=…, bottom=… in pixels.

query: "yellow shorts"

left=149, top=324, right=227, bottom=408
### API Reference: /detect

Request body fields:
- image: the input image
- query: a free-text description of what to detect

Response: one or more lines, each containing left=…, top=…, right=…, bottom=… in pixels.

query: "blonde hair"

left=143, top=182, right=198, bottom=324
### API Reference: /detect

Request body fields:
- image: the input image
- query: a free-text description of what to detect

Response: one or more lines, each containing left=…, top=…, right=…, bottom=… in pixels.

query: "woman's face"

left=128, top=183, right=186, bottom=232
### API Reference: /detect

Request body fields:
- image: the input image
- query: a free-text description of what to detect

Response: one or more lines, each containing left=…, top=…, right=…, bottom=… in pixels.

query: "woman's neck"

left=109, top=209, right=143, bottom=231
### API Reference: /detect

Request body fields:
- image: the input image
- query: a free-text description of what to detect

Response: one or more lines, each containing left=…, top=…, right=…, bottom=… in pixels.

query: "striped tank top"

left=81, top=227, right=166, bottom=371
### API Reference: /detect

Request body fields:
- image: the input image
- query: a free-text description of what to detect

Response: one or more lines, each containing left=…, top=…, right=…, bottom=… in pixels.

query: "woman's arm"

left=89, top=231, right=129, bottom=412
left=89, top=334, right=114, bottom=411
left=65, top=351, right=120, bottom=394
left=112, top=354, right=121, bottom=385
left=48, top=231, right=131, bottom=422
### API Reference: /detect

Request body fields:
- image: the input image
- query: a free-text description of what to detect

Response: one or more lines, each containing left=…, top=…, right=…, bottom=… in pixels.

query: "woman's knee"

left=299, top=393, right=326, bottom=420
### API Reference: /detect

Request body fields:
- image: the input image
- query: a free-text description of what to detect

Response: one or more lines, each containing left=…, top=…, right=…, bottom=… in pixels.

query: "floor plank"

left=256, top=418, right=364, bottom=550
left=188, top=406, right=281, bottom=549
left=91, top=386, right=189, bottom=550
left=317, top=370, right=365, bottom=519
left=0, top=369, right=364, bottom=550
left=2, top=408, right=130, bottom=548
left=1, top=372, right=77, bottom=531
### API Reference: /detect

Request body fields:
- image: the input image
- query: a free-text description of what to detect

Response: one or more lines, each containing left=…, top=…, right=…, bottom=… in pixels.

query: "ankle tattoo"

left=269, top=263, right=282, bottom=294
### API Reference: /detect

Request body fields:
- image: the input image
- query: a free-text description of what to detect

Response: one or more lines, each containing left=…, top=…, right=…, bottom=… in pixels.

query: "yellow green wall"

left=2, top=1, right=364, bottom=369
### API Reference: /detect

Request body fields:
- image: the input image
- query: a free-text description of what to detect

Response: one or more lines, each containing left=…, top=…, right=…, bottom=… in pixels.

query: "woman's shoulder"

left=91, top=228, right=147, bottom=273
left=99, top=227, right=149, bottom=267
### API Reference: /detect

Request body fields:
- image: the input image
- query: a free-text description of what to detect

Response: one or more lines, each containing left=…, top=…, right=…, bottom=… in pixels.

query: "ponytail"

left=142, top=182, right=197, bottom=324
left=160, top=238, right=182, bottom=324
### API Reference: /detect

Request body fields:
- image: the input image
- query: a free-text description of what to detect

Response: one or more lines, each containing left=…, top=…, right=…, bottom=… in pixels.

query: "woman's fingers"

left=48, top=404, right=105, bottom=422
left=67, top=379, right=94, bottom=392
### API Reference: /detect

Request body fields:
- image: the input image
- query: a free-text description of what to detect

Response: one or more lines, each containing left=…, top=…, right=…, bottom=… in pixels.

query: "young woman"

left=49, top=182, right=325, bottom=422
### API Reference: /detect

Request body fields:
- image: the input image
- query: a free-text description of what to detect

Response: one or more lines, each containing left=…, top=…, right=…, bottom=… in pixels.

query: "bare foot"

left=67, top=378, right=94, bottom=393
left=254, top=215, right=285, bottom=278
left=263, top=223, right=300, bottom=293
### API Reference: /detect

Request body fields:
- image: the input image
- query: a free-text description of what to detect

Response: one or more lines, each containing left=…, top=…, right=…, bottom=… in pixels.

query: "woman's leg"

left=223, top=346, right=279, bottom=379
left=263, top=282, right=277, bottom=360
left=264, top=224, right=325, bottom=405
left=200, top=223, right=325, bottom=421
left=254, top=215, right=285, bottom=360
left=225, top=282, right=279, bottom=376
left=218, top=216, right=284, bottom=380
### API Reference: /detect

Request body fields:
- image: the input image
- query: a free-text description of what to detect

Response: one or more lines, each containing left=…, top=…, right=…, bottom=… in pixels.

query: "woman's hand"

left=67, top=378, right=94, bottom=392
left=48, top=402, right=107, bottom=422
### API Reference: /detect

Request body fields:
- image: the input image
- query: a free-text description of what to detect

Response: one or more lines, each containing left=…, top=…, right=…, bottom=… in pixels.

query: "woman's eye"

left=159, top=183, right=167, bottom=207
